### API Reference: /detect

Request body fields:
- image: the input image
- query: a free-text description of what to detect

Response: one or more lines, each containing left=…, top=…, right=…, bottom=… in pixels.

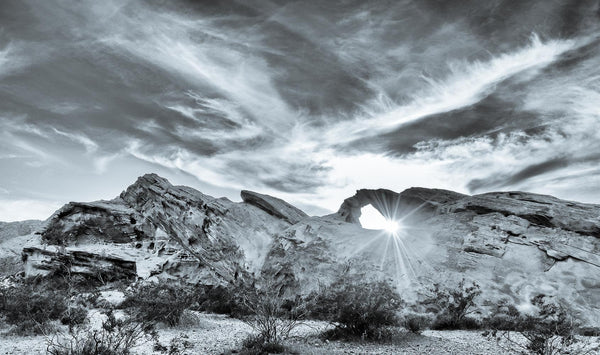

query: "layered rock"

left=337, top=188, right=465, bottom=224
left=42, top=201, right=144, bottom=245
left=26, top=174, right=289, bottom=284
left=10, top=174, right=600, bottom=325
left=268, top=188, right=600, bottom=325
left=241, top=190, right=308, bottom=224
left=22, top=246, right=137, bottom=281
left=0, top=220, right=43, bottom=277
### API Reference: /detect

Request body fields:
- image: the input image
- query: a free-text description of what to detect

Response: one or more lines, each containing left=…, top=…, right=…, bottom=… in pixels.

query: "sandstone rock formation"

left=22, top=246, right=137, bottom=281
left=4, top=174, right=600, bottom=325
left=0, top=220, right=43, bottom=277
left=241, top=190, right=308, bottom=224
left=22, top=174, right=290, bottom=285
left=337, top=188, right=466, bottom=224
left=268, top=188, right=600, bottom=325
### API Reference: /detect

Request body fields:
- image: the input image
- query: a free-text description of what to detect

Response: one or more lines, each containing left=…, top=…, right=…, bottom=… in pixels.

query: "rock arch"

left=336, top=187, right=465, bottom=225
left=336, top=189, right=401, bottom=225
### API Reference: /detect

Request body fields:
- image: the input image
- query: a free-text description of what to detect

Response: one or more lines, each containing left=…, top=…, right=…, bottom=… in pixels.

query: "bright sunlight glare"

left=359, top=204, right=400, bottom=234
left=382, top=219, right=400, bottom=234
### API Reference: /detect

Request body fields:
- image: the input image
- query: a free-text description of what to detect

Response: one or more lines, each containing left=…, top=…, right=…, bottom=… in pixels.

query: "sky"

left=1, top=0, right=600, bottom=221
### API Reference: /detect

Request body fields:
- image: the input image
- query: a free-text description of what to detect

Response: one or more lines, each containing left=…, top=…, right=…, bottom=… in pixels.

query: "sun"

left=382, top=219, right=400, bottom=234
left=359, top=204, right=401, bottom=234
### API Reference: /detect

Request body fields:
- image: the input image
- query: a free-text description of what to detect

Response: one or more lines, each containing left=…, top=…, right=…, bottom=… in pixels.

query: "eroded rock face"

left=22, top=247, right=137, bottom=281
left=337, top=188, right=465, bottom=224
left=241, top=190, right=308, bottom=224
left=42, top=201, right=145, bottom=245
left=26, top=174, right=289, bottom=284
left=268, top=187, right=600, bottom=325
left=0, top=220, right=43, bottom=277
left=13, top=174, right=600, bottom=325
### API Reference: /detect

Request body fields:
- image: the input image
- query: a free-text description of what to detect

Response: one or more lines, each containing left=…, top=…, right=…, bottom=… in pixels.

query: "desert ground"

left=0, top=312, right=512, bottom=354
left=2, top=311, right=599, bottom=355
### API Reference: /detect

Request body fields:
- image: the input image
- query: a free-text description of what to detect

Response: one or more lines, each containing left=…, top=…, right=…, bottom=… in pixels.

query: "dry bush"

left=122, top=281, right=194, bottom=326
left=46, top=310, right=157, bottom=355
left=1, top=279, right=70, bottom=334
left=486, top=295, right=582, bottom=355
left=193, top=284, right=248, bottom=317
left=403, top=313, right=432, bottom=334
left=307, top=278, right=403, bottom=340
left=238, top=280, right=306, bottom=348
left=424, top=279, right=481, bottom=330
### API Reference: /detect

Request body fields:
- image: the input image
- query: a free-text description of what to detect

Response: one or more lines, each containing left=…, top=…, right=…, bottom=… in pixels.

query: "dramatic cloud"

left=1, top=0, right=600, bottom=221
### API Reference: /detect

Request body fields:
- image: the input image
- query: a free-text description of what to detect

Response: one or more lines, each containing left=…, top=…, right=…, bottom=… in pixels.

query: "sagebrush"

left=308, top=278, right=403, bottom=339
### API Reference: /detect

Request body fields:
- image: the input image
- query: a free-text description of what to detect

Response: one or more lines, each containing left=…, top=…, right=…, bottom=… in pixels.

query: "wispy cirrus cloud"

left=1, top=0, right=600, bottom=221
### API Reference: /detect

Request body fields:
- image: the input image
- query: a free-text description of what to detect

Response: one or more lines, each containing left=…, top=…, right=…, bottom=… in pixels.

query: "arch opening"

left=359, top=204, right=401, bottom=234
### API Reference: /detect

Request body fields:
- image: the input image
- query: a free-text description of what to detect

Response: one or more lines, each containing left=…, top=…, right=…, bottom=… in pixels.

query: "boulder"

left=241, top=190, right=308, bottom=224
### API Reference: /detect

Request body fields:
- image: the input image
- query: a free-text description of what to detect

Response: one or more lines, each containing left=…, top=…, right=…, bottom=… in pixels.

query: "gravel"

left=2, top=313, right=598, bottom=354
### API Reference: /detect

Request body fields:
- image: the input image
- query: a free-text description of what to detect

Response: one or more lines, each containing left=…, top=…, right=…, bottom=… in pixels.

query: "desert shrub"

left=482, top=298, right=522, bottom=331
left=1, top=280, right=69, bottom=334
left=194, top=285, right=248, bottom=317
left=424, top=279, right=481, bottom=330
left=82, top=291, right=103, bottom=308
left=307, top=278, right=402, bottom=340
left=46, top=310, right=157, bottom=355
left=238, top=281, right=306, bottom=347
left=122, top=281, right=194, bottom=326
left=577, top=327, right=600, bottom=337
left=487, top=295, right=579, bottom=355
left=0, top=257, right=23, bottom=278
left=60, top=306, right=88, bottom=329
left=403, top=313, right=432, bottom=334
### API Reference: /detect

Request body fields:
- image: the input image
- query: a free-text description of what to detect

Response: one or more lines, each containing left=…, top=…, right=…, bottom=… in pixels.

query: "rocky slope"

left=5, top=174, right=600, bottom=325
left=270, top=188, right=600, bottom=324
left=0, top=220, right=43, bottom=277
left=21, top=174, right=291, bottom=284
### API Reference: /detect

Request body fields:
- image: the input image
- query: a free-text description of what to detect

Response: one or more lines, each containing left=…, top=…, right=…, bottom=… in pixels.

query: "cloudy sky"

left=1, top=0, right=600, bottom=221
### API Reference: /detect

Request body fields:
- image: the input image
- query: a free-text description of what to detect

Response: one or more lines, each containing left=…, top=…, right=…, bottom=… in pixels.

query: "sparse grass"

left=238, top=334, right=291, bottom=354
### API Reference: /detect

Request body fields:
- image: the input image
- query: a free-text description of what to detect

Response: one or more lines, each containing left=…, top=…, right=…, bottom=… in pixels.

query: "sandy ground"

left=1, top=312, right=599, bottom=354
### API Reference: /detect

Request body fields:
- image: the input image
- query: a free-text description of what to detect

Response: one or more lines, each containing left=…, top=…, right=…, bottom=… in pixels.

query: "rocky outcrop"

left=42, top=201, right=145, bottom=245
left=337, top=188, right=465, bottom=224
left=241, top=190, right=308, bottom=224
left=337, top=189, right=399, bottom=224
left=0, top=220, right=43, bottom=277
left=27, top=173, right=290, bottom=284
left=11, top=174, right=600, bottom=325
left=268, top=187, right=600, bottom=325
left=22, top=246, right=136, bottom=281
